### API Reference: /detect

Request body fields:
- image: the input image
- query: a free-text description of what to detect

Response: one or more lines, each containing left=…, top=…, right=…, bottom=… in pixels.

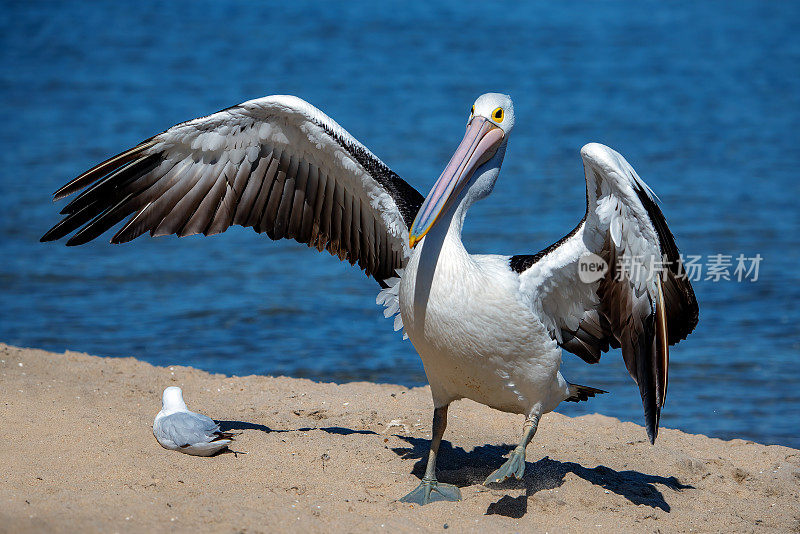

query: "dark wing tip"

left=51, top=140, right=156, bottom=201
left=45, top=141, right=161, bottom=245
left=40, top=230, right=57, bottom=243
left=65, top=232, right=92, bottom=247
left=41, top=204, right=97, bottom=242
left=644, top=408, right=660, bottom=444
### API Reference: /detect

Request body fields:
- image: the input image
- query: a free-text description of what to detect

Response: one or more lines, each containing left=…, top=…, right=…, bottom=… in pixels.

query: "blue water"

left=1, top=1, right=798, bottom=448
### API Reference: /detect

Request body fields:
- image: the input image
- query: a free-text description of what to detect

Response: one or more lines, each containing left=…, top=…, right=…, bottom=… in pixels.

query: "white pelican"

left=42, top=93, right=698, bottom=505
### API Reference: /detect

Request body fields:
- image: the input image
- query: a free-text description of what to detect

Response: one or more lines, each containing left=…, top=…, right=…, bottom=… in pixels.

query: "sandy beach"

left=1, top=343, right=797, bottom=533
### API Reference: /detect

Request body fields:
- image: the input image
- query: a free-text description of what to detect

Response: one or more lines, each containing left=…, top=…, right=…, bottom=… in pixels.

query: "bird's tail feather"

left=565, top=383, right=608, bottom=403
left=212, top=431, right=240, bottom=442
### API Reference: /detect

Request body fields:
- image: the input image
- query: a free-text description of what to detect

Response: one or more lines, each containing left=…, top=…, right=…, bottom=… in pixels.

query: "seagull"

left=43, top=93, right=698, bottom=504
left=153, top=386, right=235, bottom=456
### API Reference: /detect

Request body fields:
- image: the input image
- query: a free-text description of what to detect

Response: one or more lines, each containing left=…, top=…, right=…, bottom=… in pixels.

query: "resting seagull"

left=42, top=93, right=698, bottom=504
left=153, top=386, right=235, bottom=456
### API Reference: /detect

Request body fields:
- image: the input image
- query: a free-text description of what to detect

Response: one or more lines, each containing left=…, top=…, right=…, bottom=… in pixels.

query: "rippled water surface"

left=2, top=1, right=798, bottom=447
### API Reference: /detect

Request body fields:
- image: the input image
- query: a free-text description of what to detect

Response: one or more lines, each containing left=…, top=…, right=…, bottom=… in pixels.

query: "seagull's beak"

left=409, top=116, right=504, bottom=248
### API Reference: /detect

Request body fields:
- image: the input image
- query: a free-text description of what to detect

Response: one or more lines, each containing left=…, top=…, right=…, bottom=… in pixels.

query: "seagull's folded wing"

left=159, top=412, right=222, bottom=447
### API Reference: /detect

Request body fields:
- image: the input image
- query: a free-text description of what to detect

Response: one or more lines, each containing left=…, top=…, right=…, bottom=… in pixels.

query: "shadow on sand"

left=391, top=435, right=693, bottom=517
left=217, top=420, right=377, bottom=437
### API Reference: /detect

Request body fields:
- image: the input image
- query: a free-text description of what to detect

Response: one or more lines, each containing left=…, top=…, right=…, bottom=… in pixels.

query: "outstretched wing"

left=513, top=143, right=698, bottom=443
left=41, top=95, right=423, bottom=283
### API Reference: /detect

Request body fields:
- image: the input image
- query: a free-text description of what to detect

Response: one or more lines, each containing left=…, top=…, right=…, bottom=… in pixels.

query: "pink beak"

left=409, top=116, right=504, bottom=248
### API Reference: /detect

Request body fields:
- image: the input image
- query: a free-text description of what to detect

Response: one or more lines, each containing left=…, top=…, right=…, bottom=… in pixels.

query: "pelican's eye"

left=471, top=105, right=475, bottom=116
left=493, top=107, right=504, bottom=122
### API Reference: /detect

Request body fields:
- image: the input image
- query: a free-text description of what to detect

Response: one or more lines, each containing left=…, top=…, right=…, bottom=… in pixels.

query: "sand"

left=1, top=343, right=798, bottom=533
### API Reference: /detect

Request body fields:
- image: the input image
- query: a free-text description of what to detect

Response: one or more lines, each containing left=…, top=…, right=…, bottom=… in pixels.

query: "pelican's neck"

left=407, top=140, right=506, bottom=322
left=423, top=190, right=469, bottom=257
left=421, top=142, right=506, bottom=258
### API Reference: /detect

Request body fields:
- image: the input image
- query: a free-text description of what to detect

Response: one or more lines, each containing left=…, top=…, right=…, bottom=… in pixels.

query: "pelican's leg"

left=484, top=413, right=541, bottom=485
left=398, top=404, right=462, bottom=505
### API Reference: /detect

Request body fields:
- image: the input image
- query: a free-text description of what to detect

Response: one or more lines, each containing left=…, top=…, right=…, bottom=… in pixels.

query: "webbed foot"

left=399, top=477, right=462, bottom=505
left=484, top=448, right=526, bottom=485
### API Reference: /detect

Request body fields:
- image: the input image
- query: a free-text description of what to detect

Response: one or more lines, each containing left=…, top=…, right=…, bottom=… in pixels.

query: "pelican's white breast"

left=399, top=242, right=566, bottom=415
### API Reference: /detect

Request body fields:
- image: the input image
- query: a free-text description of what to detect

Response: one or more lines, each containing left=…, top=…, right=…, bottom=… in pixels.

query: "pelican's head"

left=409, top=93, right=514, bottom=248
left=162, top=386, right=187, bottom=411
left=471, top=92, right=515, bottom=135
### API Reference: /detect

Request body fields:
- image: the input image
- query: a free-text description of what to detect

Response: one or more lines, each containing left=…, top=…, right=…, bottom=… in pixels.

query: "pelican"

left=42, top=93, right=698, bottom=505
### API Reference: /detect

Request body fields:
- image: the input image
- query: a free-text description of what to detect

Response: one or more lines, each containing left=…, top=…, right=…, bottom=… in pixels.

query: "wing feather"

left=319, top=171, right=335, bottom=251
left=331, top=179, right=345, bottom=259
left=299, top=163, right=319, bottom=244
left=273, top=154, right=298, bottom=240
left=43, top=95, right=423, bottom=284
left=350, top=194, right=361, bottom=267
left=234, top=149, right=271, bottom=226
left=182, top=170, right=227, bottom=237
left=286, top=160, right=309, bottom=241
left=249, top=155, right=278, bottom=230
left=260, top=151, right=287, bottom=235
left=205, top=160, right=241, bottom=235
left=154, top=160, right=219, bottom=236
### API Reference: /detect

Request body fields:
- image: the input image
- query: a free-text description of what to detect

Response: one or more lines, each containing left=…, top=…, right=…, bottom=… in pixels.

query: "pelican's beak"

left=409, top=116, right=504, bottom=248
